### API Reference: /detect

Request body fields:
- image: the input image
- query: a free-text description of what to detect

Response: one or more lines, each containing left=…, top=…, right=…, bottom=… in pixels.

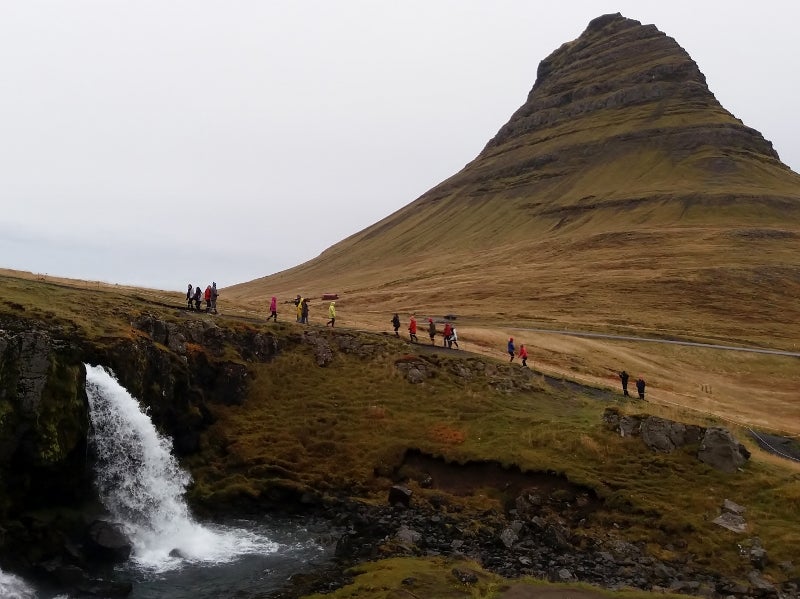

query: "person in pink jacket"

left=519, top=344, right=528, bottom=368
left=268, top=296, right=278, bottom=322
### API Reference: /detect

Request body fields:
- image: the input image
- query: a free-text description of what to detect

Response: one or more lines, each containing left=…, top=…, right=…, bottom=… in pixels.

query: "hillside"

left=1, top=273, right=799, bottom=598
left=226, top=13, right=800, bottom=350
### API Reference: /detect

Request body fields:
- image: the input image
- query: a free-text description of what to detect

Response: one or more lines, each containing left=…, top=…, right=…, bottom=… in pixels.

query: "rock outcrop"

left=0, top=313, right=285, bottom=595
left=602, top=407, right=750, bottom=472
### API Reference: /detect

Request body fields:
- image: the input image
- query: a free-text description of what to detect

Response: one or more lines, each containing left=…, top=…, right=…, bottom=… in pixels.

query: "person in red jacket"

left=204, top=285, right=212, bottom=312
left=442, top=322, right=452, bottom=347
left=268, top=296, right=278, bottom=322
left=519, top=344, right=528, bottom=368
left=408, top=316, right=418, bottom=343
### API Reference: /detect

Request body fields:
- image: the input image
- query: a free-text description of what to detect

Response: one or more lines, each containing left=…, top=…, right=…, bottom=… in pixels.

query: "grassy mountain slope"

left=226, top=14, right=800, bottom=351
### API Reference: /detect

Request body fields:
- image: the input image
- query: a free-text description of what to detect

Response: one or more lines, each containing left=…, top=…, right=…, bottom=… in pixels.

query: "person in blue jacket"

left=507, top=337, right=515, bottom=362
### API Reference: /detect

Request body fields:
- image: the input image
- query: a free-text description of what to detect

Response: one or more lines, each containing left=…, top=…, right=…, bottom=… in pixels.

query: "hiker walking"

left=193, top=286, right=202, bottom=311
left=408, top=316, right=418, bottom=342
left=301, top=298, right=310, bottom=324
left=268, top=296, right=278, bottom=322
left=295, top=295, right=302, bottom=322
left=619, top=370, right=630, bottom=397
left=391, top=313, right=401, bottom=337
left=210, top=282, right=219, bottom=314
left=636, top=376, right=646, bottom=400
left=450, top=326, right=459, bottom=349
left=204, top=285, right=212, bottom=312
left=442, top=322, right=452, bottom=347
left=428, top=318, right=436, bottom=345
left=186, top=284, right=194, bottom=310
left=326, top=301, right=336, bottom=327
left=507, top=337, right=515, bottom=362
left=519, top=344, right=528, bottom=367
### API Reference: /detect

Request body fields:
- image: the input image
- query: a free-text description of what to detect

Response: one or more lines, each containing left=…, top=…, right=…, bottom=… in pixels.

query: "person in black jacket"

left=193, top=286, right=202, bottom=311
left=391, top=313, right=400, bottom=337
left=619, top=370, right=630, bottom=397
left=636, top=376, right=646, bottom=400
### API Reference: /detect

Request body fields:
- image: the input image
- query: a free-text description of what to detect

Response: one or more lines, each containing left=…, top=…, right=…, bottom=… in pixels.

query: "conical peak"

left=486, top=13, right=717, bottom=151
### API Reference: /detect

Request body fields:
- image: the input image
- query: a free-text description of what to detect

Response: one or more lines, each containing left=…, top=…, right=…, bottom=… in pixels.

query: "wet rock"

left=85, top=520, right=132, bottom=563
left=83, top=579, right=134, bottom=597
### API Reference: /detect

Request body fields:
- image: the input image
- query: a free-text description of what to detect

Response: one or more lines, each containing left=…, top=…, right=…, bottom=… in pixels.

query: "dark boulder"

left=85, top=520, right=132, bottom=563
left=388, top=485, right=412, bottom=507
left=698, top=427, right=751, bottom=473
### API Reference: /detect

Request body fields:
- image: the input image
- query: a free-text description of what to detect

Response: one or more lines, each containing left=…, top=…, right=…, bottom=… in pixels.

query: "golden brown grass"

left=3, top=271, right=800, bottom=584
left=218, top=224, right=800, bottom=439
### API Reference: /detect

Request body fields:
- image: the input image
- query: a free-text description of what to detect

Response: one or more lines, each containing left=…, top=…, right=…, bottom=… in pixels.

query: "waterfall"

left=0, top=569, right=36, bottom=599
left=85, top=365, right=277, bottom=572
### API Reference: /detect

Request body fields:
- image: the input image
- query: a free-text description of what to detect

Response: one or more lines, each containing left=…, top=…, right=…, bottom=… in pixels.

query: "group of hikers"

left=397, top=314, right=460, bottom=349
left=618, top=370, right=646, bottom=400
left=182, top=287, right=646, bottom=400
left=186, top=282, right=218, bottom=313
left=264, top=295, right=650, bottom=400
left=506, top=337, right=529, bottom=367
left=273, top=295, right=336, bottom=327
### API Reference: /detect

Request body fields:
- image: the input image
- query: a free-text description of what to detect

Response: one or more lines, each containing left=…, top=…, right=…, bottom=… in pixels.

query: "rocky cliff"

left=0, top=311, right=280, bottom=591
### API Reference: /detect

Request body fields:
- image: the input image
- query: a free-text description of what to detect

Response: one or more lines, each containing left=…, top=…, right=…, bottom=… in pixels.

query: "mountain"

left=227, top=13, right=800, bottom=347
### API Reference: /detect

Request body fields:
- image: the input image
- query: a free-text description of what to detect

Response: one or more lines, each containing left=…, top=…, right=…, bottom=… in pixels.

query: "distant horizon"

left=4, top=2, right=799, bottom=290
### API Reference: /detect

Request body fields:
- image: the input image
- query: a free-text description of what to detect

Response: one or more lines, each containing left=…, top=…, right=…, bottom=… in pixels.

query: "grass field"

left=3, top=268, right=800, bottom=596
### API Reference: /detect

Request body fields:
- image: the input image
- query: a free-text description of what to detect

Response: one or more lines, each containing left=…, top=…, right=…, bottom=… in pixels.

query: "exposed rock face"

left=413, top=12, right=796, bottom=223
left=697, top=427, right=751, bottom=473
left=0, top=329, right=87, bottom=468
left=602, top=408, right=749, bottom=472
left=85, top=520, right=132, bottom=563
left=485, top=13, right=777, bottom=158
left=0, top=313, right=286, bottom=595
left=0, top=328, right=90, bottom=510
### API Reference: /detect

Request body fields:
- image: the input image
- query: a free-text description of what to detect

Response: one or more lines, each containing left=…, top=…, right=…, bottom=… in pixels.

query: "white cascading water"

left=84, top=364, right=278, bottom=572
left=0, top=568, right=36, bottom=599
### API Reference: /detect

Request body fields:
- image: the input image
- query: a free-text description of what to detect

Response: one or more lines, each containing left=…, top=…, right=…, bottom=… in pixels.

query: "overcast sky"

left=2, top=1, right=798, bottom=291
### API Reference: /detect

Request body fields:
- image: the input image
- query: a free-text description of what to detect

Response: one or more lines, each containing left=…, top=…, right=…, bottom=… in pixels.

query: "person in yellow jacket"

left=326, top=301, right=336, bottom=327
